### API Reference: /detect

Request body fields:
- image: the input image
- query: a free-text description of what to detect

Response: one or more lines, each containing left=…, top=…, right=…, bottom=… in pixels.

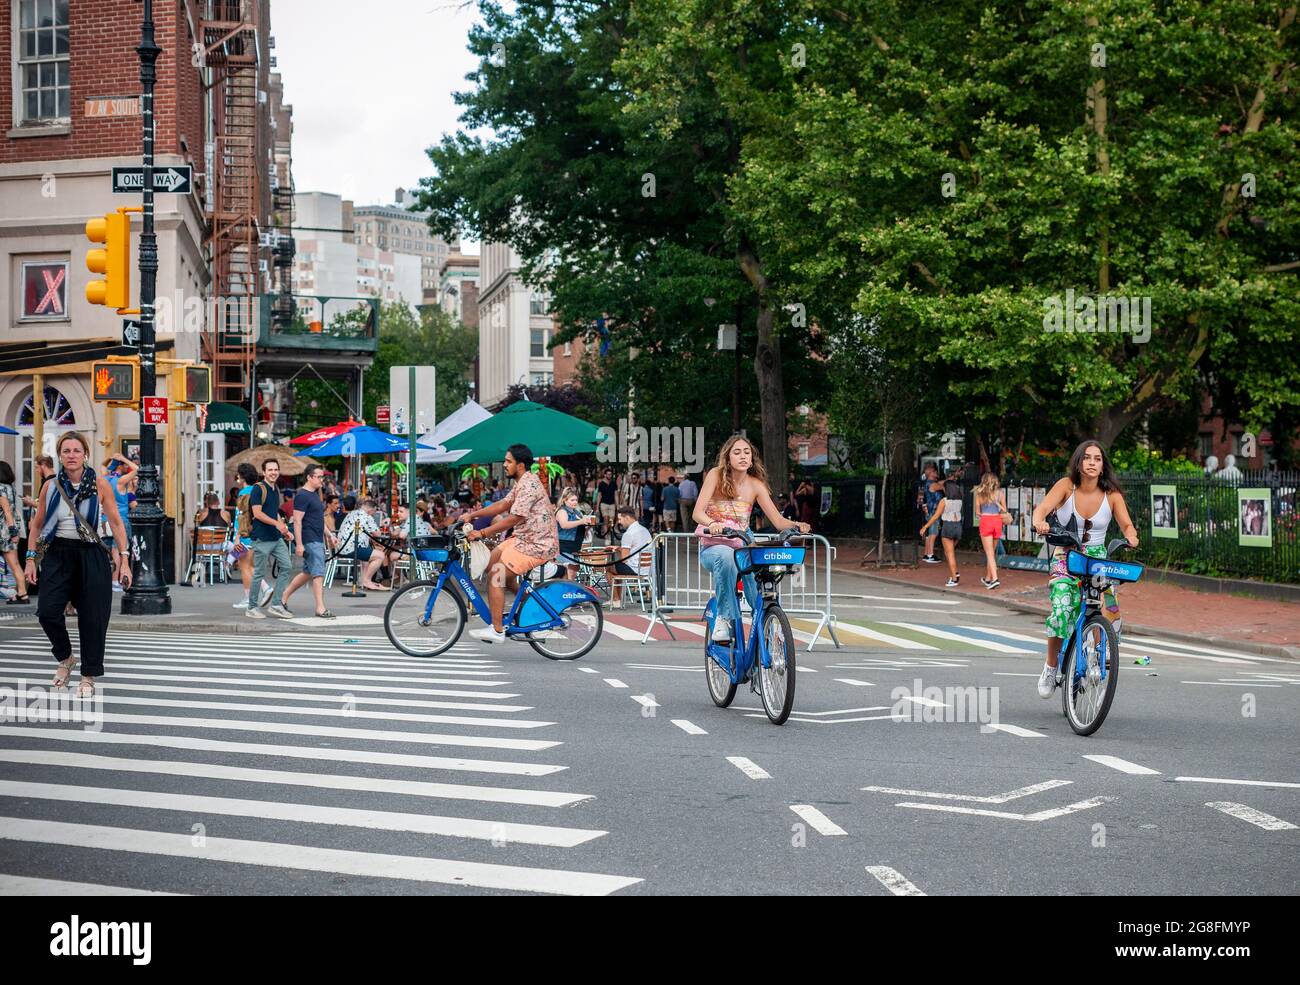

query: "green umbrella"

left=366, top=460, right=407, bottom=476
left=443, top=400, right=603, bottom=465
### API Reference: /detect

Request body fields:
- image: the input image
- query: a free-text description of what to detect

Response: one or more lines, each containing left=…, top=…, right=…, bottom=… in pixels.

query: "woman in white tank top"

left=1029, top=441, right=1139, bottom=699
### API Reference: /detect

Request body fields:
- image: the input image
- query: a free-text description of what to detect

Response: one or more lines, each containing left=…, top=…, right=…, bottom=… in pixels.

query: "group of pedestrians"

left=918, top=464, right=1014, bottom=589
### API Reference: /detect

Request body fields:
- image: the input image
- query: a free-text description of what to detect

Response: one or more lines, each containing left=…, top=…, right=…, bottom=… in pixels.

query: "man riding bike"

left=446, top=444, right=558, bottom=644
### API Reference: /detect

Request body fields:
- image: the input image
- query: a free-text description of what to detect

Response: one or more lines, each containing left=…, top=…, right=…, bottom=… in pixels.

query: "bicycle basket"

left=411, top=534, right=451, bottom=562
left=735, top=546, right=806, bottom=573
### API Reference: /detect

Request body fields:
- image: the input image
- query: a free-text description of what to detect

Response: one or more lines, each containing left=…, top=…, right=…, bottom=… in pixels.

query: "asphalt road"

left=0, top=571, right=1295, bottom=896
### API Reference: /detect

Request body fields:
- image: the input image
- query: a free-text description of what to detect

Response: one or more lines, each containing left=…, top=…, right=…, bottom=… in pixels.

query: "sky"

left=272, top=0, right=484, bottom=246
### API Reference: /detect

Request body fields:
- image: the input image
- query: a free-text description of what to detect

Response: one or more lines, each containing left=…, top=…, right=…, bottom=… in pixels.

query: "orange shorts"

left=499, top=539, right=548, bottom=576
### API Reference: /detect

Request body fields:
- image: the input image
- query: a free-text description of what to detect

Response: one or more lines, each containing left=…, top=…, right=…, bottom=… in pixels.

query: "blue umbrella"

left=0, top=425, right=16, bottom=435
left=297, top=425, right=421, bottom=457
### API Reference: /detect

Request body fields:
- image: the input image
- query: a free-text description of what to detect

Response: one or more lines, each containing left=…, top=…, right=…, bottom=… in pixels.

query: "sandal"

left=52, top=657, right=75, bottom=688
left=77, top=678, right=95, bottom=698
left=315, top=609, right=336, bottom=619
left=5, top=595, right=29, bottom=605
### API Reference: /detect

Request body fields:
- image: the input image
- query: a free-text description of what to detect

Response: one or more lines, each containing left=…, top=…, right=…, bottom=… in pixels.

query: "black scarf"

left=59, top=465, right=98, bottom=506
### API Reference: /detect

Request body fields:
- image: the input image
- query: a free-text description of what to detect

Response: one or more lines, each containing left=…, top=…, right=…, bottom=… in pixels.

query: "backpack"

left=235, top=481, right=274, bottom=538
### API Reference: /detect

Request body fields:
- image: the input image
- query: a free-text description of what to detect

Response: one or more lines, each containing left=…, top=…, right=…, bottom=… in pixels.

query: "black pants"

left=37, top=538, right=113, bottom=677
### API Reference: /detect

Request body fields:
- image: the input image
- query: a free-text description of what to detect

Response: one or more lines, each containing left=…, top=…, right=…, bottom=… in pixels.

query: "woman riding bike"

left=1030, top=440, right=1139, bottom=699
left=693, top=435, right=810, bottom=644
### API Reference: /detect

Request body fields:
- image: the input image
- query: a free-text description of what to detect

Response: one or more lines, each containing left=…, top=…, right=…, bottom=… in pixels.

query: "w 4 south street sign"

left=111, top=166, right=192, bottom=194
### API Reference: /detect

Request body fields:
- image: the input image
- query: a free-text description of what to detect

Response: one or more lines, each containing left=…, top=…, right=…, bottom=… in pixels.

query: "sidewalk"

left=831, top=545, right=1300, bottom=657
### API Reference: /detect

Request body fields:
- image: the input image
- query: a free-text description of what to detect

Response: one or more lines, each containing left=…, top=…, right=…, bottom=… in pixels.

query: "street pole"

left=122, top=0, right=170, bottom=615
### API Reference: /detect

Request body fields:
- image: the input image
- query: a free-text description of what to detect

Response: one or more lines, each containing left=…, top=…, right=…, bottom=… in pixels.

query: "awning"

left=201, top=401, right=250, bottom=434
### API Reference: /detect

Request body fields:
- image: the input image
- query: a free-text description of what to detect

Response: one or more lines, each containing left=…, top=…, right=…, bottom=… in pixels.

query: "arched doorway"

left=9, top=383, right=79, bottom=501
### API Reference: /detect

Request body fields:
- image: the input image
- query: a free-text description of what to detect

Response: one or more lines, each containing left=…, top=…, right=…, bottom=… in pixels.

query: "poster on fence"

left=864, top=484, right=876, bottom=519
left=1151, top=484, right=1178, bottom=539
left=1237, top=488, right=1272, bottom=547
left=820, top=487, right=833, bottom=516
left=1005, top=488, right=1022, bottom=541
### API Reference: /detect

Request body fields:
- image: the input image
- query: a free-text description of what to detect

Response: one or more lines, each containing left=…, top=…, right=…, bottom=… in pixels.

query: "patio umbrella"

left=225, top=444, right=319, bottom=477
left=441, top=401, right=603, bottom=465
left=0, top=425, right=16, bottom=435
left=290, top=419, right=361, bottom=446
left=298, top=425, right=412, bottom=457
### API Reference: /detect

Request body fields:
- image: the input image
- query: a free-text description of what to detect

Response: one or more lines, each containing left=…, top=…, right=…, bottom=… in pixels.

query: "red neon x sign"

left=34, top=267, right=65, bottom=314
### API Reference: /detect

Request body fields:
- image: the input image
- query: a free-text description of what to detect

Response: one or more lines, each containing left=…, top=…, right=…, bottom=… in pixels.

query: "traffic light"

left=85, top=209, right=131, bottom=309
left=91, top=360, right=139, bottom=402
left=171, top=363, right=212, bottom=405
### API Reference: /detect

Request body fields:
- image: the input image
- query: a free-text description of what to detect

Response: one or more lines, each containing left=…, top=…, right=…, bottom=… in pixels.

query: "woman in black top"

left=196, top=492, right=231, bottom=529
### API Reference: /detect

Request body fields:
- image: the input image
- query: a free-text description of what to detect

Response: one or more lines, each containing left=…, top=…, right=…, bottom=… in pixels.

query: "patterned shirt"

left=505, top=472, right=559, bottom=560
left=338, top=508, right=380, bottom=550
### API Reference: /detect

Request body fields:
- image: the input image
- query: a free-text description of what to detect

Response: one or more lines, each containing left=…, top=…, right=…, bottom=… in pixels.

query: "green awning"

left=202, top=402, right=250, bottom=434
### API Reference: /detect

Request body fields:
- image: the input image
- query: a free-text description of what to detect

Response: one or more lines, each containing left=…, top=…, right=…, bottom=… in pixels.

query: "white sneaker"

left=258, top=585, right=274, bottom=607
left=245, top=605, right=266, bottom=620
left=266, top=604, right=293, bottom=620
left=470, top=626, right=506, bottom=644
left=945, top=576, right=960, bottom=588
left=232, top=598, right=251, bottom=609
left=711, top=623, right=732, bottom=643
left=1037, top=664, right=1057, bottom=698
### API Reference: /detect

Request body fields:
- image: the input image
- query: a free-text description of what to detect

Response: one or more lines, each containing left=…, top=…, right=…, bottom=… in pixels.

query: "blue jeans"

left=699, top=545, right=758, bottom=627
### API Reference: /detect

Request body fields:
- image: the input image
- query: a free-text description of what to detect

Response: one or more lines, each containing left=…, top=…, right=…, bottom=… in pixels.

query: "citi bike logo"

left=890, top=678, right=1000, bottom=729
left=561, top=591, right=585, bottom=601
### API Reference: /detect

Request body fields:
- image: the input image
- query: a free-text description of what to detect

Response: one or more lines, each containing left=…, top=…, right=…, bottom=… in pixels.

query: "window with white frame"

left=530, top=327, right=547, bottom=357
left=15, top=0, right=70, bottom=125
left=798, top=443, right=810, bottom=462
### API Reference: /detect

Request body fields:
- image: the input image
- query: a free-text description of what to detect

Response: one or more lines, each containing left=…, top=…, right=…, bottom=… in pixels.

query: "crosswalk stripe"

left=29, top=692, right=554, bottom=729
left=790, top=805, right=847, bottom=836
left=0, top=875, right=182, bottom=896
left=0, top=751, right=589, bottom=807
left=0, top=665, right=518, bottom=699
left=0, top=649, right=506, bottom=676
left=828, top=621, right=939, bottom=650
left=1205, top=802, right=1296, bottom=831
left=1114, top=643, right=1255, bottom=665
left=957, top=625, right=1046, bottom=645
left=0, top=817, right=643, bottom=896
left=866, top=865, right=926, bottom=896
left=1124, top=636, right=1277, bottom=662
left=47, top=712, right=560, bottom=750
left=0, top=726, right=566, bottom=776
left=0, top=675, right=529, bottom=713
left=951, top=625, right=1046, bottom=649
left=598, top=620, right=644, bottom=641
left=0, top=657, right=514, bottom=688
left=16, top=637, right=497, bottom=665
left=881, top=623, right=1035, bottom=653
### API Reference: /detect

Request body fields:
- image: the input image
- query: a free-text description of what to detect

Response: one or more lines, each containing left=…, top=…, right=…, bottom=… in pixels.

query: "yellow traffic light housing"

left=170, top=363, right=212, bottom=406
left=85, top=207, right=138, bottom=311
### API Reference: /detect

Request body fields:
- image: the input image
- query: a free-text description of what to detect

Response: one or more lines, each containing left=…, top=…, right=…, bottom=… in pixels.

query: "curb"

left=831, top=564, right=1300, bottom=662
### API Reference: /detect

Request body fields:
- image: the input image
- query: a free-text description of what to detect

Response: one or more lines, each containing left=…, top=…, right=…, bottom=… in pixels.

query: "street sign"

left=122, top=319, right=141, bottom=348
left=142, top=396, right=168, bottom=425
left=376, top=405, right=390, bottom=426
left=111, top=165, right=193, bottom=194
left=389, top=365, right=435, bottom=435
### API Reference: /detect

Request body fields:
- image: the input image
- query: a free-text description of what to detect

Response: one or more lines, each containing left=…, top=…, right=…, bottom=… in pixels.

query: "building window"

left=529, top=294, right=547, bottom=316
left=18, top=384, right=76, bottom=427
left=563, top=341, right=572, bottom=357
left=798, top=443, right=810, bottom=462
left=20, top=259, right=69, bottom=319
left=529, top=372, right=553, bottom=386
left=530, top=327, right=547, bottom=357
left=15, top=0, right=70, bottom=124
left=1198, top=433, right=1214, bottom=461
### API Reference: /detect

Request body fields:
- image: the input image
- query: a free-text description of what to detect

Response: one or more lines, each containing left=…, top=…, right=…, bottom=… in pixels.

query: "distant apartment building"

left=477, top=240, right=554, bottom=407
left=438, top=251, right=479, bottom=323
left=293, top=190, right=420, bottom=306
left=352, top=188, right=456, bottom=300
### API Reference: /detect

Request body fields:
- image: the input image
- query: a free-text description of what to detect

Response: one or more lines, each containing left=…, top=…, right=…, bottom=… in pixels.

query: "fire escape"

left=200, top=0, right=263, bottom=405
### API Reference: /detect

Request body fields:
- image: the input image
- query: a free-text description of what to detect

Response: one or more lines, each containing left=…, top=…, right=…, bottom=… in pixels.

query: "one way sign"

left=111, top=166, right=193, bottom=194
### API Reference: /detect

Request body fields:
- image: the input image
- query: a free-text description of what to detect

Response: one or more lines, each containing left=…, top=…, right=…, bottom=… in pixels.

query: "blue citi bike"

left=382, top=529, right=604, bottom=660
left=703, top=527, right=806, bottom=725
left=1045, top=522, right=1145, bottom=735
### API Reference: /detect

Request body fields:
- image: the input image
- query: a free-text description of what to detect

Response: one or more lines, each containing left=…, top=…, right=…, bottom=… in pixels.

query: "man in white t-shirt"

left=611, top=506, right=651, bottom=607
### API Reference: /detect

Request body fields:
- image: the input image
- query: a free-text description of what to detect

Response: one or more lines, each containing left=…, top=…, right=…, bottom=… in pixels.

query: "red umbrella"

left=290, top=420, right=361, bottom=446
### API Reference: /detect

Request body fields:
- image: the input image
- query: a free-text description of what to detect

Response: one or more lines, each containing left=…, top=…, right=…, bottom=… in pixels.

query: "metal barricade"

left=641, top=532, right=841, bottom=651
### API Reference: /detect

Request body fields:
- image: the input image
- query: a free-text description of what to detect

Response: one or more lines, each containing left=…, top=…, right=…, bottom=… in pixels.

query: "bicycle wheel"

left=757, top=606, right=797, bottom=724
left=527, top=599, right=603, bottom=660
left=385, top=579, right=465, bottom=657
left=1062, top=614, right=1118, bottom=736
left=705, top=636, right=737, bottom=708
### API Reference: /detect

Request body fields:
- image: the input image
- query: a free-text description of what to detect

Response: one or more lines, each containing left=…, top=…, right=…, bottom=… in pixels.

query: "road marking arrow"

left=862, top=779, right=1072, bottom=803
left=894, top=796, right=1114, bottom=821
